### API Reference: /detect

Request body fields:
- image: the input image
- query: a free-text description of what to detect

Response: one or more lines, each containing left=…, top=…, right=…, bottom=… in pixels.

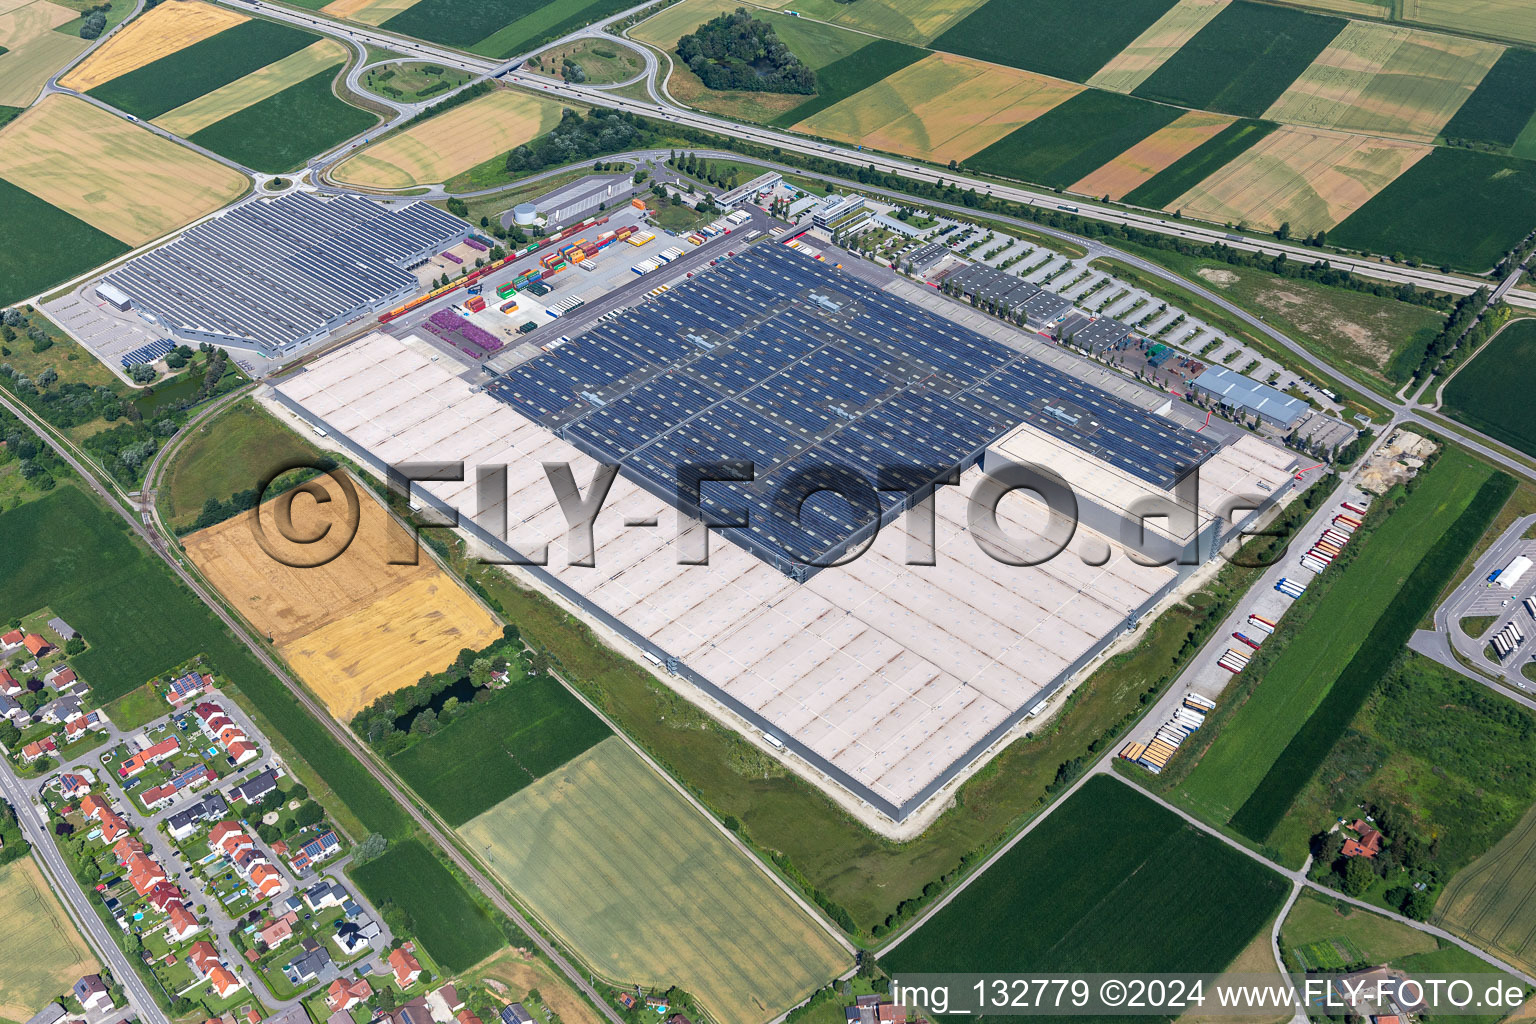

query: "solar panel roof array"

left=489, top=245, right=1217, bottom=574
left=106, top=193, right=466, bottom=352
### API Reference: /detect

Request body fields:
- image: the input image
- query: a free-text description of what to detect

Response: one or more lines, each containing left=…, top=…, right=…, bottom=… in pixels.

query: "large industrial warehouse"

left=104, top=193, right=467, bottom=354
left=273, top=244, right=1300, bottom=824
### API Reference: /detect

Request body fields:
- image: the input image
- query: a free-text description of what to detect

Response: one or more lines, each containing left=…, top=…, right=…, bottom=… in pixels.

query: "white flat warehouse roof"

left=277, top=333, right=1184, bottom=815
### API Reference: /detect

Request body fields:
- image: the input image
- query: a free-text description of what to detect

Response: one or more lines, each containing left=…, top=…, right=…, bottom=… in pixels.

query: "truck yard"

left=1418, top=514, right=1536, bottom=692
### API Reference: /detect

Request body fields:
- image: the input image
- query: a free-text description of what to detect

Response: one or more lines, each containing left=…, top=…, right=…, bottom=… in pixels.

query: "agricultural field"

left=629, top=0, right=743, bottom=51
left=1259, top=22, right=1501, bottom=142
left=1123, top=118, right=1277, bottom=209
left=374, top=0, right=636, bottom=59
left=0, top=95, right=247, bottom=246
left=182, top=482, right=501, bottom=719
left=1435, top=800, right=1536, bottom=976
left=1164, top=124, right=1430, bottom=234
left=1133, top=1, right=1346, bottom=117
left=1087, top=0, right=1231, bottom=94
left=1281, top=891, right=1437, bottom=969
left=884, top=776, right=1287, bottom=981
left=770, top=38, right=926, bottom=127
left=965, top=90, right=1186, bottom=189
left=388, top=674, right=610, bottom=826
left=332, top=88, right=565, bottom=189
left=459, top=735, right=849, bottom=1024
left=0, top=857, right=97, bottom=1020
left=1071, top=109, right=1234, bottom=199
left=58, top=0, right=246, bottom=91
left=321, top=0, right=420, bottom=27
left=795, top=52, right=1083, bottom=167
left=1170, top=448, right=1496, bottom=830
left=85, top=17, right=322, bottom=120
left=154, top=37, right=348, bottom=136
left=0, top=0, right=88, bottom=107
left=1330, top=147, right=1536, bottom=271
left=1442, top=318, right=1536, bottom=458
left=0, top=177, right=128, bottom=305
left=1439, top=47, right=1536, bottom=152
left=163, top=400, right=322, bottom=531
left=187, top=68, right=379, bottom=172
left=1399, top=0, right=1536, bottom=47
left=753, top=0, right=984, bottom=46
left=348, top=839, right=505, bottom=972
left=931, top=0, right=1179, bottom=83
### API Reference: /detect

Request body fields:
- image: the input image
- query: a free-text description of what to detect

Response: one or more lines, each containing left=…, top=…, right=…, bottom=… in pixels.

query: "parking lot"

left=1426, top=514, right=1536, bottom=690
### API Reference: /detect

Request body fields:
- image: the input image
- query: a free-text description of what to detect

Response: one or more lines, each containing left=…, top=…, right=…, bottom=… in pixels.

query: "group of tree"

left=351, top=626, right=526, bottom=755
left=675, top=9, right=814, bottom=94
left=502, top=107, right=648, bottom=175
left=0, top=800, right=31, bottom=864
left=1309, top=801, right=1440, bottom=920
left=560, top=56, right=586, bottom=83
left=0, top=406, right=67, bottom=494
left=78, top=4, right=109, bottom=39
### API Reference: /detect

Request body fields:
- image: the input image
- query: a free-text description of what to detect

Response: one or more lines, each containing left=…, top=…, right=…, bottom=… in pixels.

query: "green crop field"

left=189, top=69, right=378, bottom=173
left=1436, top=800, right=1536, bottom=977
left=381, top=0, right=633, bottom=59
left=931, top=0, right=1178, bottom=83
left=1124, top=119, right=1278, bottom=210
left=0, top=178, right=129, bottom=305
left=884, top=776, right=1287, bottom=1001
left=164, top=400, right=321, bottom=531
left=0, top=486, right=410, bottom=839
left=1172, top=449, right=1497, bottom=829
left=1281, top=891, right=1437, bottom=968
left=1232, top=469, right=1514, bottom=840
left=1331, top=148, right=1536, bottom=271
left=1440, top=47, right=1536, bottom=151
left=966, top=90, right=1184, bottom=189
left=88, top=19, right=318, bottom=120
left=1134, top=2, right=1345, bottom=117
left=389, top=675, right=610, bottom=826
left=774, top=39, right=927, bottom=127
left=459, top=736, right=848, bottom=1024
left=349, top=838, right=505, bottom=972
left=1442, top=319, right=1536, bottom=458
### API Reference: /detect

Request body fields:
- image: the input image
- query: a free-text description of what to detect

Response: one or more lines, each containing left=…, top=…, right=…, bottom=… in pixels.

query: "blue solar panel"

left=121, top=339, right=175, bottom=368
left=491, top=244, right=1217, bottom=574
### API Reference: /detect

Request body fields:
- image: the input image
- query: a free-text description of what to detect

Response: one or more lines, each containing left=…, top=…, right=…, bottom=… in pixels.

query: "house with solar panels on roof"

left=101, top=192, right=469, bottom=356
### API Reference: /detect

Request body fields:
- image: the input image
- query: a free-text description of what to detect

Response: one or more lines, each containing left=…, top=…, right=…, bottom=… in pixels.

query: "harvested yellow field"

left=58, top=0, right=246, bottom=90
left=282, top=575, right=500, bottom=719
left=796, top=52, right=1082, bottom=165
left=1402, top=0, right=1536, bottom=47
left=184, top=479, right=500, bottom=720
left=0, top=95, right=247, bottom=244
left=0, top=858, right=97, bottom=1022
left=630, top=0, right=739, bottom=49
left=462, top=737, right=848, bottom=1024
left=0, top=0, right=86, bottom=106
left=1262, top=21, right=1501, bottom=141
left=1168, top=124, right=1431, bottom=232
left=1088, top=0, right=1231, bottom=94
left=1072, top=110, right=1234, bottom=199
left=1284, top=0, right=1392, bottom=14
left=0, top=0, right=37, bottom=15
left=321, top=0, right=419, bottom=26
left=154, top=38, right=348, bottom=136
left=332, top=88, right=564, bottom=189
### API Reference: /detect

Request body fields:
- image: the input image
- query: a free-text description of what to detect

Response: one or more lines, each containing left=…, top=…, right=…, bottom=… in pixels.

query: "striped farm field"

left=58, top=0, right=246, bottom=90
left=1167, top=123, right=1430, bottom=233
left=1440, top=47, right=1536, bottom=151
left=0, top=857, right=97, bottom=1022
left=1071, top=109, right=1234, bottom=199
left=1124, top=117, right=1277, bottom=209
left=932, top=0, right=1180, bottom=83
left=332, top=88, right=565, bottom=188
left=1400, top=0, right=1536, bottom=47
left=753, top=0, right=986, bottom=45
left=1088, top=0, right=1230, bottom=94
left=155, top=38, right=348, bottom=136
left=189, top=68, right=379, bottom=173
left=630, top=0, right=743, bottom=50
left=0, top=94, right=247, bottom=245
left=1435, top=800, right=1536, bottom=976
left=321, top=0, right=419, bottom=25
left=1261, top=21, right=1502, bottom=141
left=0, top=1, right=87, bottom=106
left=795, top=52, right=1083, bottom=166
left=460, top=736, right=848, bottom=1024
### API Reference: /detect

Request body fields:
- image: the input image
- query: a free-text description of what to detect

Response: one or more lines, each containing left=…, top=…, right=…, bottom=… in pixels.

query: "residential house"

left=228, top=769, right=278, bottom=805
left=382, top=999, right=432, bottom=1024
left=210, top=822, right=256, bottom=858
left=142, top=764, right=217, bottom=810
left=265, top=1007, right=310, bottom=1024
left=616, top=994, right=636, bottom=1011
left=0, top=629, right=23, bottom=653
left=167, top=901, right=203, bottom=941
left=38, top=692, right=82, bottom=725
left=119, top=737, right=179, bottom=778
left=1343, top=820, right=1384, bottom=859
left=332, top=917, right=379, bottom=957
left=80, top=793, right=110, bottom=820
left=208, top=965, right=244, bottom=999
left=304, top=879, right=348, bottom=912
left=455, top=1011, right=483, bottom=1024
left=44, top=664, right=77, bottom=690
left=282, top=939, right=337, bottom=986
left=425, top=985, right=463, bottom=1024
left=325, top=977, right=373, bottom=1012
left=167, top=793, right=231, bottom=840
left=188, top=942, right=222, bottom=979
left=250, top=862, right=285, bottom=899
left=0, top=693, right=26, bottom=726
left=22, top=634, right=53, bottom=657
left=96, top=809, right=128, bottom=844
left=144, top=880, right=183, bottom=912
left=0, top=667, right=21, bottom=695
left=63, top=710, right=107, bottom=742
left=166, top=671, right=208, bottom=706
left=328, top=1011, right=353, bottom=1024
left=21, top=736, right=57, bottom=763
left=73, top=974, right=113, bottom=1014
left=57, top=770, right=93, bottom=799
left=290, top=831, right=341, bottom=874
left=47, top=616, right=78, bottom=640
left=388, top=947, right=423, bottom=989
left=110, top=836, right=144, bottom=865
left=257, top=911, right=298, bottom=949
left=125, top=852, right=167, bottom=895
left=666, top=1015, right=694, bottom=1024
left=497, top=1006, right=532, bottom=1024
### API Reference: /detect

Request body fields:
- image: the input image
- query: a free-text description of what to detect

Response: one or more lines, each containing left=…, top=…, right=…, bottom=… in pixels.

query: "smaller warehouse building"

left=1497, top=555, right=1532, bottom=588
left=1188, top=364, right=1308, bottom=429
left=715, top=171, right=781, bottom=208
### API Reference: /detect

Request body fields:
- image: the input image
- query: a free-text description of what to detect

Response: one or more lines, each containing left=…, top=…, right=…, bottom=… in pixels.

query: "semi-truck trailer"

left=1233, top=632, right=1262, bottom=649
left=1525, top=597, right=1536, bottom=618
left=1342, top=501, right=1367, bottom=515
left=1248, top=614, right=1276, bottom=633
